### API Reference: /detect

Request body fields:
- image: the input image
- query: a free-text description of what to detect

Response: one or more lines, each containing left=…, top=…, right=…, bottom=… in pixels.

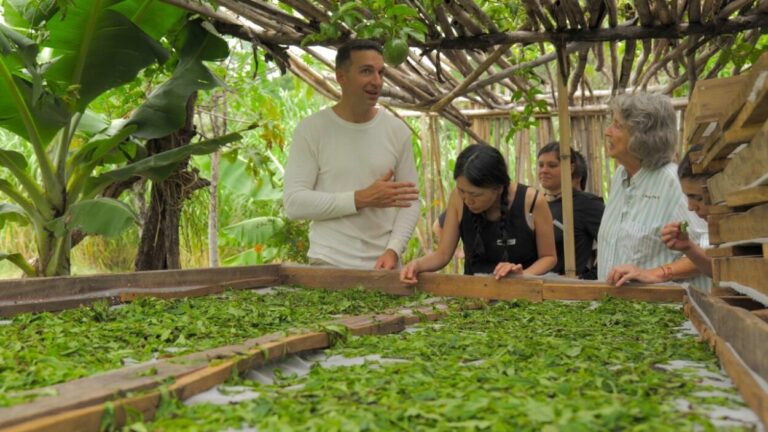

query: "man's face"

left=336, top=50, right=385, bottom=109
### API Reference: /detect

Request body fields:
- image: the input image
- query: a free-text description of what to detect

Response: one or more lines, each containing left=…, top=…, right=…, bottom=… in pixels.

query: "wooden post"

left=420, top=115, right=433, bottom=251
left=556, top=46, right=577, bottom=278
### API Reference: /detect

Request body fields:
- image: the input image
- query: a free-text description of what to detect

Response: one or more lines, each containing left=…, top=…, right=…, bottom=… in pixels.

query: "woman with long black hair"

left=401, top=143, right=556, bottom=283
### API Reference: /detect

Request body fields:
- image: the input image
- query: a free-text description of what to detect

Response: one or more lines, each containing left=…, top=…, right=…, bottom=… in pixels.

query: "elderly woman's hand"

left=606, top=264, right=664, bottom=287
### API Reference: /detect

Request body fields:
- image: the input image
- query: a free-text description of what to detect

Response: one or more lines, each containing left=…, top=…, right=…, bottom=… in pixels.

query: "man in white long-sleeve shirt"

left=283, top=39, right=420, bottom=270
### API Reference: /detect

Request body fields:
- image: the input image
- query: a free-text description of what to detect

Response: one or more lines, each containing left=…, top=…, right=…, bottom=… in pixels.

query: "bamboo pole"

left=420, top=115, right=434, bottom=251
left=556, top=46, right=577, bottom=278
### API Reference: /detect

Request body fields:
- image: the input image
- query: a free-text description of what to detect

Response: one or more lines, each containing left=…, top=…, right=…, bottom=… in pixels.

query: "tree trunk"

left=134, top=94, right=208, bottom=271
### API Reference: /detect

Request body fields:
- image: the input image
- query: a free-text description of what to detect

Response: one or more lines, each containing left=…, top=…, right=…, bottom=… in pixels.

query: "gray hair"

left=610, top=93, right=677, bottom=169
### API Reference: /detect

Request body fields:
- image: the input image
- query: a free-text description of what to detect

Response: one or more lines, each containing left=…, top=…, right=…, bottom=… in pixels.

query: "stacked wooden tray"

left=687, top=52, right=768, bottom=307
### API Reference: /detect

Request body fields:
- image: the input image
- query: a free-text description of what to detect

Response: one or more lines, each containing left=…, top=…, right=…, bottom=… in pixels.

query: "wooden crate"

left=707, top=120, right=768, bottom=205
left=699, top=53, right=768, bottom=169
left=727, top=51, right=768, bottom=138
left=685, top=74, right=749, bottom=152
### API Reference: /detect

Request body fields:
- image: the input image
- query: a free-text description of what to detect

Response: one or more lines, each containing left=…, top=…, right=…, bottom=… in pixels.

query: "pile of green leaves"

left=144, top=298, right=748, bottom=431
left=0, top=287, right=430, bottom=406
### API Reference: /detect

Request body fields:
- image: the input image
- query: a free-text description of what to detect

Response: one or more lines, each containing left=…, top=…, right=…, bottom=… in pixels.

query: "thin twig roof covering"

left=163, top=0, right=768, bottom=135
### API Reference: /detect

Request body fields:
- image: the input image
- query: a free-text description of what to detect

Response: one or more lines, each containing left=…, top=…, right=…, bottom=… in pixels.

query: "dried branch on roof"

left=160, top=0, right=767, bottom=136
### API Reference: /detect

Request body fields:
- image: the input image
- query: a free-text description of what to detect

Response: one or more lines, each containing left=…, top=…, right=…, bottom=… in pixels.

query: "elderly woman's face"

left=605, top=113, right=631, bottom=160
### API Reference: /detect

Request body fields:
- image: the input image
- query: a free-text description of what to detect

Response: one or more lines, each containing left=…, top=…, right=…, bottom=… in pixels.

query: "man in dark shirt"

left=537, top=142, right=604, bottom=279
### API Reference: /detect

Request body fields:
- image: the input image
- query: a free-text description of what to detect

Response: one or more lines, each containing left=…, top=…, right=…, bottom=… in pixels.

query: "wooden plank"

left=719, top=295, right=768, bottom=311
left=1, top=332, right=331, bottom=432
left=0, top=265, right=281, bottom=302
left=684, top=293, right=768, bottom=425
left=717, top=203, right=768, bottom=244
left=710, top=285, right=740, bottom=296
left=542, top=282, right=685, bottom=302
left=687, top=290, right=768, bottom=382
left=712, top=257, right=768, bottom=303
left=692, top=157, right=727, bottom=175
left=279, top=265, right=546, bottom=301
left=707, top=213, right=726, bottom=245
left=706, top=244, right=764, bottom=258
left=706, top=204, right=733, bottom=215
left=0, top=274, right=281, bottom=318
left=278, top=265, right=414, bottom=296
left=417, top=272, right=543, bottom=301
left=0, top=358, right=207, bottom=429
left=685, top=74, right=749, bottom=146
left=753, top=309, right=768, bottom=324
left=728, top=52, right=768, bottom=131
left=707, top=120, right=768, bottom=205
left=118, top=277, right=281, bottom=301
left=725, top=185, right=768, bottom=208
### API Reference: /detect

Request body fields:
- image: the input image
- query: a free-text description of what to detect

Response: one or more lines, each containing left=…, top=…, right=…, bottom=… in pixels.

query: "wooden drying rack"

left=0, top=264, right=764, bottom=430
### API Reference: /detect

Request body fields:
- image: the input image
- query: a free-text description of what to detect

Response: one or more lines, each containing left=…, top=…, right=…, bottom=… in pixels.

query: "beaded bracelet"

left=659, top=264, right=673, bottom=281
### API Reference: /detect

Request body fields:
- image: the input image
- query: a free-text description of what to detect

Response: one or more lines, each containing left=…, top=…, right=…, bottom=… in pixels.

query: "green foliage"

left=0, top=2, right=235, bottom=276
left=144, top=299, right=745, bottom=431
left=0, top=202, right=28, bottom=228
left=0, top=287, right=427, bottom=406
left=302, top=1, right=426, bottom=49
left=65, top=198, right=138, bottom=238
left=0, top=251, right=34, bottom=276
left=42, top=0, right=169, bottom=112
left=222, top=216, right=283, bottom=244
left=506, top=83, right=548, bottom=142
left=126, top=20, right=229, bottom=139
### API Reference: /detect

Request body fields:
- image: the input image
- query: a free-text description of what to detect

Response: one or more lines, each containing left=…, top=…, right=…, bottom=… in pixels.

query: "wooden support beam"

left=219, top=15, right=768, bottom=48
left=556, top=46, right=577, bottom=278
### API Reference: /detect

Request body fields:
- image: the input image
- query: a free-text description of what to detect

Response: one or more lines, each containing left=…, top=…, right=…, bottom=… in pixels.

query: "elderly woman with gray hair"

left=598, top=93, right=708, bottom=288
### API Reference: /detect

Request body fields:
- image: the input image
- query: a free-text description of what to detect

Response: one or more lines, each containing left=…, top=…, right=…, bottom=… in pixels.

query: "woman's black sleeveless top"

left=459, top=184, right=538, bottom=275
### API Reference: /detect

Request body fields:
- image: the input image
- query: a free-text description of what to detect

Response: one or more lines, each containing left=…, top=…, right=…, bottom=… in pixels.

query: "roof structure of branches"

left=163, top=0, right=768, bottom=134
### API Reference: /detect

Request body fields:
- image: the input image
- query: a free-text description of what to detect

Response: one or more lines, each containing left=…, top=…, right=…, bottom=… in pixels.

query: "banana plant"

left=0, top=0, right=241, bottom=276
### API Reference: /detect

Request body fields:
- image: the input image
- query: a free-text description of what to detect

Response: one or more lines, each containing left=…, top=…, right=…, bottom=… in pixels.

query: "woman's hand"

left=606, top=264, right=663, bottom=287
left=661, top=222, right=692, bottom=252
left=400, top=260, right=421, bottom=285
left=493, top=262, right=524, bottom=280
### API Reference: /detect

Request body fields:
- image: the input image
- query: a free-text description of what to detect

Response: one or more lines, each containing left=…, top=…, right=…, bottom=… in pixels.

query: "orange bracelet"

left=659, top=264, right=673, bottom=281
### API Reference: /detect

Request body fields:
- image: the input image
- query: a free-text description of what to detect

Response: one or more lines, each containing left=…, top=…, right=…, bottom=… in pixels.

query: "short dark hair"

left=536, top=141, right=588, bottom=190
left=678, top=145, right=708, bottom=180
left=335, top=39, right=383, bottom=70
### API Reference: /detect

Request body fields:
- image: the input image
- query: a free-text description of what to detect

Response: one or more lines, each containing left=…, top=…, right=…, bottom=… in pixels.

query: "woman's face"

left=605, top=113, right=631, bottom=160
left=537, top=151, right=561, bottom=191
left=456, top=176, right=502, bottom=214
left=680, top=178, right=708, bottom=219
